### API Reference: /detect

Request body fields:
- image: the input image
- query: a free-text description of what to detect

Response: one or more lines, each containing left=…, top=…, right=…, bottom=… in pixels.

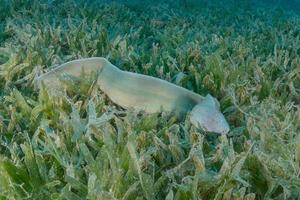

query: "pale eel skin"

left=36, top=57, right=230, bottom=134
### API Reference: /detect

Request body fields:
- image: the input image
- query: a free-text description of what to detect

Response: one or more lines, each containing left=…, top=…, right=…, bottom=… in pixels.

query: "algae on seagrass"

left=0, top=0, right=300, bottom=199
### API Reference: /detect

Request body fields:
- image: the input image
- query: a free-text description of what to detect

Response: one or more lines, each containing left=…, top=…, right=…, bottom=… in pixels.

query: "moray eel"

left=36, top=57, right=230, bottom=134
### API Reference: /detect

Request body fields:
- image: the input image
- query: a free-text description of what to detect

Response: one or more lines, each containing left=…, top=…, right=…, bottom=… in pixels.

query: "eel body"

left=36, top=57, right=230, bottom=134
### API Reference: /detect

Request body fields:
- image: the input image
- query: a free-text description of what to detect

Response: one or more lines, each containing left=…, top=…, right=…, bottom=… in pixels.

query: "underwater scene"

left=0, top=0, right=300, bottom=199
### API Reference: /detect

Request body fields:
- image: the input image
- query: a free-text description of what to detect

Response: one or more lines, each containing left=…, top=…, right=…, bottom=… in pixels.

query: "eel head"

left=190, top=94, right=230, bottom=134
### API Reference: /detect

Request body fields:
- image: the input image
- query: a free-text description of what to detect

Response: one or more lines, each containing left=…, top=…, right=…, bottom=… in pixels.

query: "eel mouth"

left=190, top=109, right=230, bottom=134
left=189, top=95, right=230, bottom=135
